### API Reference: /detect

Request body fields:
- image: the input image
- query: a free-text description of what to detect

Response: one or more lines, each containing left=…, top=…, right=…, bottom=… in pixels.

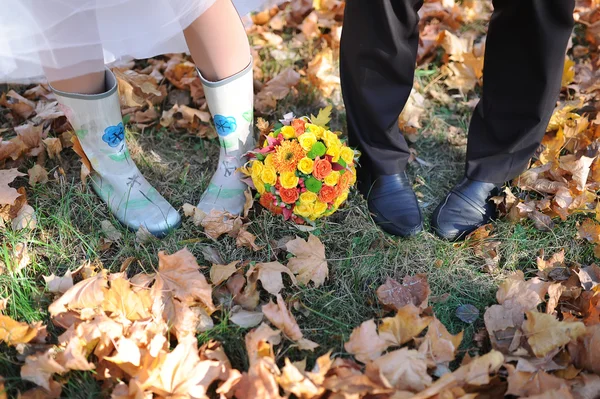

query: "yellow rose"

left=297, top=157, right=314, bottom=174
left=340, top=147, right=355, bottom=165
left=323, top=130, right=341, bottom=148
left=326, top=144, right=341, bottom=163
left=299, top=191, right=318, bottom=204
left=281, top=125, right=296, bottom=139
left=324, top=171, right=340, bottom=186
left=260, top=166, right=277, bottom=186
left=306, top=123, right=325, bottom=139
left=251, top=161, right=264, bottom=180
left=298, top=132, right=317, bottom=151
left=254, top=177, right=266, bottom=195
left=294, top=203, right=314, bottom=218
left=313, top=200, right=328, bottom=216
left=264, top=154, right=275, bottom=169
left=280, top=171, right=299, bottom=189
left=334, top=190, right=349, bottom=208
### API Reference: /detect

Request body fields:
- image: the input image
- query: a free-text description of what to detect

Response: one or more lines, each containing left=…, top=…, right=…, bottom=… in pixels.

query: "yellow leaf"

left=0, top=315, right=39, bottom=346
left=378, top=304, right=432, bottom=345
left=562, top=57, right=575, bottom=87
left=522, top=311, right=585, bottom=357
left=210, top=261, right=239, bottom=286
left=310, top=105, right=332, bottom=127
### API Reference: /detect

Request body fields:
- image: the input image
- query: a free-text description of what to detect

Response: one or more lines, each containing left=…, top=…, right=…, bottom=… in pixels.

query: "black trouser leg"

left=340, top=0, right=423, bottom=176
left=465, top=0, right=575, bottom=184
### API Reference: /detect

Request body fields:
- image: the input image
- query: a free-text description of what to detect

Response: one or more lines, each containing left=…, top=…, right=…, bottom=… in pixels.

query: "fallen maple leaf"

left=0, top=315, right=39, bottom=346
left=230, top=307, right=264, bottom=328
left=48, top=270, right=108, bottom=324
left=417, top=317, right=463, bottom=365
left=102, top=276, right=153, bottom=321
left=262, top=294, right=318, bottom=351
left=255, top=68, right=301, bottom=112
left=247, top=262, right=297, bottom=295
left=245, top=323, right=281, bottom=366
left=43, top=270, right=74, bottom=294
left=28, top=164, right=48, bottom=185
left=378, top=304, right=433, bottom=346
left=569, top=324, right=600, bottom=374
left=367, top=348, right=432, bottom=392
left=522, top=310, right=585, bottom=357
left=285, top=234, right=328, bottom=287
left=21, top=348, right=67, bottom=391
left=210, top=261, right=239, bottom=285
left=376, top=274, right=430, bottom=311
left=344, top=319, right=390, bottom=363
left=0, top=169, right=25, bottom=206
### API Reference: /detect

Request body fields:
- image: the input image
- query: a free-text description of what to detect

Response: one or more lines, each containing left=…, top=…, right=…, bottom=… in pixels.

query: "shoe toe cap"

left=144, top=208, right=182, bottom=237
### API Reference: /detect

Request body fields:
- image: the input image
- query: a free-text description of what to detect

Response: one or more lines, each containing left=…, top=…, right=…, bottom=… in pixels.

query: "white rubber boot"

left=51, top=68, right=181, bottom=236
left=196, top=59, right=255, bottom=216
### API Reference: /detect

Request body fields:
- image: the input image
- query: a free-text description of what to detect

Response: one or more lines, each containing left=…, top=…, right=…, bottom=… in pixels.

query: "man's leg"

left=432, top=0, right=575, bottom=240
left=340, top=0, right=424, bottom=237
left=465, top=0, right=576, bottom=183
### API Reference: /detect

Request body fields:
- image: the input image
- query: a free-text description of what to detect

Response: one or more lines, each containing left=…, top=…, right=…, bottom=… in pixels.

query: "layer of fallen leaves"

left=4, top=243, right=600, bottom=398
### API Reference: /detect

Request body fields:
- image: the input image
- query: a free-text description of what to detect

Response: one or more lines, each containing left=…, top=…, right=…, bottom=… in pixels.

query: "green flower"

left=307, top=142, right=327, bottom=159
left=305, top=177, right=323, bottom=193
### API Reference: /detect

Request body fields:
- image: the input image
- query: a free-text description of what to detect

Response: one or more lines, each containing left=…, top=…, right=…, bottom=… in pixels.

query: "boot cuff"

left=49, top=67, right=117, bottom=100
left=196, top=56, right=252, bottom=88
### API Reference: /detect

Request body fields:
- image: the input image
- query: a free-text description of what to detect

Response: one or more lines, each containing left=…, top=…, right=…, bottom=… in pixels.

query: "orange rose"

left=279, top=187, right=300, bottom=204
left=260, top=193, right=283, bottom=215
left=339, top=170, right=353, bottom=190
left=292, top=119, right=306, bottom=136
left=313, top=158, right=332, bottom=180
left=318, top=185, right=337, bottom=203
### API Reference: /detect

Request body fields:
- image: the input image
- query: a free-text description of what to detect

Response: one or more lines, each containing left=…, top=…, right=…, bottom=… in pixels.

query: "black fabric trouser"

left=340, top=0, right=575, bottom=184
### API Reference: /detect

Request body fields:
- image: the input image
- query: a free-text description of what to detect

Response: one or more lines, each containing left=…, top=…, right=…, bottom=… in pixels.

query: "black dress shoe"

left=359, top=172, right=423, bottom=237
left=431, top=177, right=500, bottom=241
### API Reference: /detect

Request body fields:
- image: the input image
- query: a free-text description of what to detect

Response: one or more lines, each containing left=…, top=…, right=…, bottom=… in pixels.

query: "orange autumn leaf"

left=417, top=318, right=463, bottom=365
left=378, top=304, right=433, bottom=346
left=0, top=315, right=39, bottom=346
left=102, top=277, right=153, bottom=321
left=344, top=319, right=390, bottom=363
left=262, top=294, right=318, bottom=351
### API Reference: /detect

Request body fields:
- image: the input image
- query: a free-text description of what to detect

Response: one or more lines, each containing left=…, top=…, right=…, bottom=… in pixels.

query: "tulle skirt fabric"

left=0, top=0, right=273, bottom=83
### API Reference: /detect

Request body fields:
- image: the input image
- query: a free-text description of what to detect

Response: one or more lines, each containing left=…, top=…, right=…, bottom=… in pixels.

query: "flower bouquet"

left=243, top=111, right=359, bottom=224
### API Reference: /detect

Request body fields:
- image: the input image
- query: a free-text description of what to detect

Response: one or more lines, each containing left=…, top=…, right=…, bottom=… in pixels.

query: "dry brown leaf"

left=43, top=270, right=74, bottom=294
left=47, top=270, right=108, bottom=322
left=255, top=68, right=301, bottom=112
left=278, top=358, right=322, bottom=398
left=1, top=90, right=35, bottom=119
left=201, top=209, right=240, bottom=240
left=378, top=304, right=433, bottom=346
left=505, top=364, right=570, bottom=396
left=417, top=317, right=463, bottom=365
left=43, top=137, right=62, bottom=160
left=100, top=220, right=122, bottom=242
left=262, top=294, right=318, bottom=351
left=245, top=323, right=281, bottom=366
left=569, top=324, right=600, bottom=374
left=11, top=243, right=30, bottom=274
left=210, top=261, right=239, bottom=285
left=247, top=261, right=297, bottom=295
left=0, top=169, right=25, bottom=206
left=376, top=274, right=430, bottom=311
left=523, top=311, right=586, bottom=357
left=230, top=307, right=264, bottom=328
left=236, top=228, right=263, bottom=251
left=368, top=348, right=432, bottom=392
left=285, top=234, right=328, bottom=287
left=344, top=319, right=390, bottom=363
left=411, top=350, right=504, bottom=399
left=28, top=164, right=48, bottom=186
left=21, top=349, right=67, bottom=391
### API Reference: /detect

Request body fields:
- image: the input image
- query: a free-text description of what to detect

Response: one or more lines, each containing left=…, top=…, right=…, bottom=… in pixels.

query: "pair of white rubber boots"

left=52, top=62, right=253, bottom=236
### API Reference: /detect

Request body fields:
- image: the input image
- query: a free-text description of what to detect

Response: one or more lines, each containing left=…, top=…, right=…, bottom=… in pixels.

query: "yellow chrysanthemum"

left=340, top=147, right=355, bottom=165
left=299, top=191, right=318, bottom=204
left=294, top=203, right=314, bottom=218
left=297, top=157, right=314, bottom=174
left=334, top=190, right=349, bottom=208
left=251, top=161, right=264, bottom=180
left=306, top=123, right=325, bottom=139
left=261, top=166, right=277, bottom=185
left=323, top=130, right=341, bottom=149
left=273, top=140, right=305, bottom=173
left=326, top=144, right=342, bottom=163
left=298, top=132, right=317, bottom=151
left=280, top=171, right=299, bottom=189
left=281, top=125, right=297, bottom=139
left=324, top=171, right=340, bottom=187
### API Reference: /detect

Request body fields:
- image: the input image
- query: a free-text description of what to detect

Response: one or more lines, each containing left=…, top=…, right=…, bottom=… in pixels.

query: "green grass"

left=0, top=42, right=596, bottom=399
